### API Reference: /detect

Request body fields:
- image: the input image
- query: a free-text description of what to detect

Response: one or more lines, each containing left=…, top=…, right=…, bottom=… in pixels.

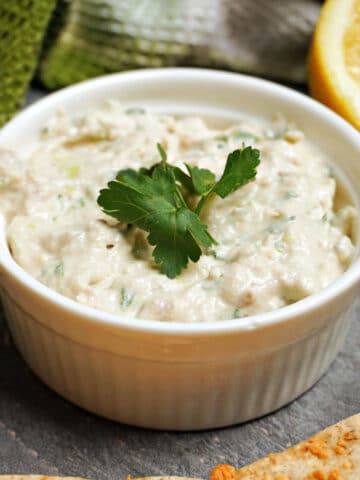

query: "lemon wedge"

left=308, top=0, right=360, bottom=130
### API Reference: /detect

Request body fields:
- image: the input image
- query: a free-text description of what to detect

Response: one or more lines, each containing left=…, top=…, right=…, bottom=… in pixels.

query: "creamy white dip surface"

left=0, top=102, right=357, bottom=322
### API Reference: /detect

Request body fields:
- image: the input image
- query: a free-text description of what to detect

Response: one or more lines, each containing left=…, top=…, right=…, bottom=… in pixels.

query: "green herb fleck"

left=54, top=262, right=64, bottom=276
left=284, top=191, right=298, bottom=200
left=120, top=287, right=135, bottom=307
left=125, top=107, right=145, bottom=115
left=267, top=224, right=282, bottom=235
left=233, top=308, right=242, bottom=318
left=67, top=165, right=80, bottom=179
left=234, top=131, right=260, bottom=143
left=215, top=135, right=228, bottom=143
left=274, top=240, right=286, bottom=253
left=202, top=279, right=219, bottom=290
left=327, top=165, right=335, bottom=178
left=265, top=129, right=286, bottom=140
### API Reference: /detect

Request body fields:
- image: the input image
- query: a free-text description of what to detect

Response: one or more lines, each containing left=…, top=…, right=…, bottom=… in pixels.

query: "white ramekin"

left=0, top=69, right=359, bottom=431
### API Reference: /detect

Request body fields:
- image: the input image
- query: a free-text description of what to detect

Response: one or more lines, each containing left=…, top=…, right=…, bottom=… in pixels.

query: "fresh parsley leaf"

left=172, top=166, right=196, bottom=194
left=213, top=146, right=260, bottom=198
left=156, top=143, right=197, bottom=193
left=138, top=144, right=169, bottom=177
left=194, top=146, right=260, bottom=214
left=98, top=164, right=215, bottom=278
left=185, top=165, right=216, bottom=195
left=98, top=143, right=260, bottom=278
left=149, top=206, right=215, bottom=278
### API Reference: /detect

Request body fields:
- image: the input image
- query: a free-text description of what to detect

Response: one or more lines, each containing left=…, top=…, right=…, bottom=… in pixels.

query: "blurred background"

left=0, top=0, right=323, bottom=126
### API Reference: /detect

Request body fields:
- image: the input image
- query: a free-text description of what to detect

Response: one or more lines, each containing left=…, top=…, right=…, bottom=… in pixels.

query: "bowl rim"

left=1, top=67, right=360, bottom=336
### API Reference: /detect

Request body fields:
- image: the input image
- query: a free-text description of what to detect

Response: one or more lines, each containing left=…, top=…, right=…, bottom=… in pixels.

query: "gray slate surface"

left=0, top=86, right=359, bottom=478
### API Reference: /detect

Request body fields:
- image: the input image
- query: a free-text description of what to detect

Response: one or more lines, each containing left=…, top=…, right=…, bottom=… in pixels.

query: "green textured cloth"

left=39, top=0, right=320, bottom=91
left=39, top=0, right=192, bottom=90
left=0, top=0, right=56, bottom=127
left=0, top=0, right=320, bottom=125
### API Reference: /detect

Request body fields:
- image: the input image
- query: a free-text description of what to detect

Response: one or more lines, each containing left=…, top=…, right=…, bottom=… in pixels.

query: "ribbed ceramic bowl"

left=0, top=69, right=359, bottom=431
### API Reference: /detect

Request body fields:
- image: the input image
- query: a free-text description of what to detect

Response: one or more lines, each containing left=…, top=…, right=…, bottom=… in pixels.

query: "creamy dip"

left=0, top=102, right=357, bottom=322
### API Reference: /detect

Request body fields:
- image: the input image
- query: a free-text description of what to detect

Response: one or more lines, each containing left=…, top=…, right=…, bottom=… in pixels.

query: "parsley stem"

left=175, top=188, right=188, bottom=209
left=169, top=167, right=188, bottom=209
left=195, top=191, right=213, bottom=215
left=157, top=143, right=167, bottom=165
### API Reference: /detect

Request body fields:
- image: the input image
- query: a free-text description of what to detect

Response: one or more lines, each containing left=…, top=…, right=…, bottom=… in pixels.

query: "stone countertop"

left=0, top=86, right=359, bottom=478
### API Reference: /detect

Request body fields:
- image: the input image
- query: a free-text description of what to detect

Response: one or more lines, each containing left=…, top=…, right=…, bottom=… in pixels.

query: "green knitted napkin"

left=0, top=0, right=56, bottom=127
